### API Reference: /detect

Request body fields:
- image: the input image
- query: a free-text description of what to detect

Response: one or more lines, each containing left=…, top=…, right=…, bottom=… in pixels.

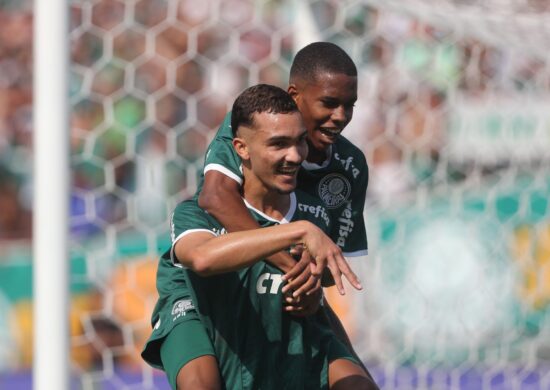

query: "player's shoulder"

left=201, top=110, right=240, bottom=172
left=212, top=111, right=233, bottom=141
left=173, top=197, right=207, bottom=220
left=172, top=196, right=223, bottom=232
left=321, top=136, right=368, bottom=183
left=334, top=135, right=367, bottom=165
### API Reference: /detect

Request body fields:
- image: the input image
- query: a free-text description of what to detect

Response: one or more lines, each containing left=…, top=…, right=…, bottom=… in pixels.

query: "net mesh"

left=365, top=0, right=550, bottom=61
left=1, top=0, right=550, bottom=388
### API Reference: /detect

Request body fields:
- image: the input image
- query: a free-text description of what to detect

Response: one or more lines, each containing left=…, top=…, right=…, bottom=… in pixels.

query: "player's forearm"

left=199, top=182, right=259, bottom=232
left=199, top=172, right=296, bottom=272
left=265, top=251, right=296, bottom=273
left=178, top=221, right=311, bottom=276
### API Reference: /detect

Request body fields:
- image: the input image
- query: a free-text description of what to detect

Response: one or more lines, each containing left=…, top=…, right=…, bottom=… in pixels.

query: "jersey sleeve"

left=169, top=200, right=217, bottom=266
left=332, top=157, right=368, bottom=257
left=202, top=112, right=243, bottom=185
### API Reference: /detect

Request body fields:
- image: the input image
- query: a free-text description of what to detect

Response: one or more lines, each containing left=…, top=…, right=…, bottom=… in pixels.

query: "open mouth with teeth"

left=276, top=166, right=300, bottom=176
left=319, top=128, right=342, bottom=138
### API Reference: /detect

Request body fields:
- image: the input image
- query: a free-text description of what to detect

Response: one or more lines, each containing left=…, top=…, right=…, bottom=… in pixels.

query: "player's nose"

left=331, top=105, right=349, bottom=126
left=286, top=145, right=304, bottom=164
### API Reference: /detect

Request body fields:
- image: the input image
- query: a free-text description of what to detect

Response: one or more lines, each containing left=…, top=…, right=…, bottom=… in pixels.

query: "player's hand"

left=282, top=249, right=321, bottom=298
left=289, top=243, right=306, bottom=259
left=283, top=287, right=322, bottom=317
left=300, top=221, right=362, bottom=295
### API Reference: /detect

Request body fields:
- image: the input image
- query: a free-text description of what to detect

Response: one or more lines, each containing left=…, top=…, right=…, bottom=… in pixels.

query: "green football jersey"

left=199, top=111, right=368, bottom=257
left=163, top=191, right=345, bottom=389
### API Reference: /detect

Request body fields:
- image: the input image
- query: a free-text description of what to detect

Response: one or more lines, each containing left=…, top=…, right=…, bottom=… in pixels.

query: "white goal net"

left=1, top=0, right=550, bottom=388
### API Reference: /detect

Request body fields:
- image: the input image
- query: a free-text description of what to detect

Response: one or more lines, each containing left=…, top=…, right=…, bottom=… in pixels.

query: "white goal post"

left=33, top=0, right=70, bottom=389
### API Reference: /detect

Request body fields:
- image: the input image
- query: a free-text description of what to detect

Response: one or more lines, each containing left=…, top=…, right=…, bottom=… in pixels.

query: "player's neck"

left=242, top=179, right=290, bottom=221
left=306, top=144, right=330, bottom=165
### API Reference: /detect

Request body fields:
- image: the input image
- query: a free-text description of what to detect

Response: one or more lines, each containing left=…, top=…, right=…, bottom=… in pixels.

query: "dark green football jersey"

left=161, top=191, right=347, bottom=389
left=199, top=112, right=368, bottom=257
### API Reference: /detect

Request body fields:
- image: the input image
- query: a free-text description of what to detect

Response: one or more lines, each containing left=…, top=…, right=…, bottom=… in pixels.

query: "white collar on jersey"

left=242, top=192, right=296, bottom=224
left=301, top=145, right=332, bottom=170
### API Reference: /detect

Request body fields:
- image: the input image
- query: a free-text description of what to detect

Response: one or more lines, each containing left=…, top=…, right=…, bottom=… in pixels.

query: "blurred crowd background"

left=1, top=0, right=550, bottom=388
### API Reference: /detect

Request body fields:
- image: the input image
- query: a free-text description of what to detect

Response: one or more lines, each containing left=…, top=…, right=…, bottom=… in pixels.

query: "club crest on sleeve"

left=318, top=173, right=351, bottom=209
left=171, top=299, right=195, bottom=321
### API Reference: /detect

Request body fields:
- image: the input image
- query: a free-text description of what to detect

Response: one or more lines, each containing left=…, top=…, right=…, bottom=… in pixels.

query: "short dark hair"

left=289, top=42, right=357, bottom=84
left=231, top=84, right=299, bottom=137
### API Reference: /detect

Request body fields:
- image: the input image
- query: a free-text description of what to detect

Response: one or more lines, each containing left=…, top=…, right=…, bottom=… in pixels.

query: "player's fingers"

left=285, top=293, right=301, bottom=303
left=283, top=271, right=307, bottom=294
left=305, top=278, right=322, bottom=296
left=292, top=274, right=319, bottom=298
left=328, top=258, right=345, bottom=295
left=282, top=254, right=309, bottom=283
left=336, top=254, right=363, bottom=291
left=287, top=275, right=311, bottom=298
left=283, top=268, right=309, bottom=295
left=283, top=260, right=311, bottom=294
left=284, top=303, right=304, bottom=310
left=285, top=306, right=308, bottom=317
left=289, top=244, right=305, bottom=258
left=285, top=300, right=318, bottom=317
left=285, top=295, right=295, bottom=304
left=283, top=305, right=295, bottom=312
left=306, top=279, right=322, bottom=296
left=310, top=255, right=324, bottom=277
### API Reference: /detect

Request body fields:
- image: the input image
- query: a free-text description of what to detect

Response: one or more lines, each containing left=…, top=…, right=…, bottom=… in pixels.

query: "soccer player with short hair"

left=143, top=84, right=373, bottom=389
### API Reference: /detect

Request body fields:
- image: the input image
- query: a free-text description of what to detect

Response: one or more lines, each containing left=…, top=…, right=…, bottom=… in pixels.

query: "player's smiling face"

left=289, top=71, right=357, bottom=155
left=235, top=111, right=308, bottom=194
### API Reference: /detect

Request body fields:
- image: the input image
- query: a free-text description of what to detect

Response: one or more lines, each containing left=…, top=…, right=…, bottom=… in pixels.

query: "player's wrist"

left=295, top=220, right=317, bottom=245
left=266, top=251, right=296, bottom=273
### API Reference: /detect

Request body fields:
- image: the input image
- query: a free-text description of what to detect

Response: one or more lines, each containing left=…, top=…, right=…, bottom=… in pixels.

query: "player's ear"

left=287, top=84, right=299, bottom=103
left=232, top=136, right=249, bottom=160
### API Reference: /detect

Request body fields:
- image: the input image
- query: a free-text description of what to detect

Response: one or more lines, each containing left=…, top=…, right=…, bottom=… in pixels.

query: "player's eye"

left=321, top=99, right=339, bottom=109
left=270, top=140, right=287, bottom=148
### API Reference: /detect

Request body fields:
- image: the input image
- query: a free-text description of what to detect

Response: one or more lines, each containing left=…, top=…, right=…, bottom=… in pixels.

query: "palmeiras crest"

left=318, top=173, right=351, bottom=209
